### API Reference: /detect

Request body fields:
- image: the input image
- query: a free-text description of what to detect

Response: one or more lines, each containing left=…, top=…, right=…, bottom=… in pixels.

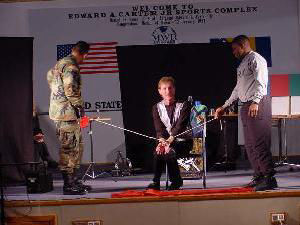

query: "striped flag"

left=210, top=36, right=272, bottom=67
left=57, top=42, right=119, bottom=75
left=270, top=74, right=300, bottom=97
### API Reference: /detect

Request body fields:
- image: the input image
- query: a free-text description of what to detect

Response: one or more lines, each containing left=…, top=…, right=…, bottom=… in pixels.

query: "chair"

left=165, top=101, right=208, bottom=189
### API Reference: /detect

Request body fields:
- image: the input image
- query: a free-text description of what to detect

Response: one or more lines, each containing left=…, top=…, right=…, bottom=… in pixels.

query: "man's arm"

left=46, top=70, right=54, bottom=89
left=152, top=105, right=169, bottom=139
left=33, top=115, right=42, bottom=134
left=33, top=115, right=44, bottom=143
left=222, top=83, right=239, bottom=109
left=215, top=82, right=238, bottom=119
left=250, top=57, right=268, bottom=104
left=247, top=57, right=268, bottom=117
left=61, top=64, right=84, bottom=114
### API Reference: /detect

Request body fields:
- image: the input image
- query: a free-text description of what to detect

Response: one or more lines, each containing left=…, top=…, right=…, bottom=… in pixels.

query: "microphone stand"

left=82, top=110, right=113, bottom=181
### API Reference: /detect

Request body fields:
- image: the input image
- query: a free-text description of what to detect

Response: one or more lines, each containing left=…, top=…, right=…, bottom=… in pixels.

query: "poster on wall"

left=29, top=0, right=300, bottom=164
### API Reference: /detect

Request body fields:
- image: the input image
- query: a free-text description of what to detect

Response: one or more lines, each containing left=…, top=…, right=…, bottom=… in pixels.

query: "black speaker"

left=25, top=164, right=53, bottom=193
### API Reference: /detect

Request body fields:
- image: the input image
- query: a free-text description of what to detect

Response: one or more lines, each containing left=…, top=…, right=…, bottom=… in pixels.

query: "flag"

left=270, top=74, right=300, bottom=97
left=210, top=36, right=272, bottom=67
left=57, top=42, right=119, bottom=75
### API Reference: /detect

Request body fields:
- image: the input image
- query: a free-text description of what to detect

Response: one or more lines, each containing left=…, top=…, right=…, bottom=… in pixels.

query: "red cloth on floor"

left=111, top=187, right=254, bottom=198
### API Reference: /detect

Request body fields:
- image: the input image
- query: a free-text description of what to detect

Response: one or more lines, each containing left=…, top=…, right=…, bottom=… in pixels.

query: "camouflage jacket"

left=47, top=55, right=83, bottom=121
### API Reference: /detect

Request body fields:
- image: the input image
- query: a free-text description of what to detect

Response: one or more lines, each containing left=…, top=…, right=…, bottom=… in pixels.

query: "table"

left=272, top=115, right=300, bottom=168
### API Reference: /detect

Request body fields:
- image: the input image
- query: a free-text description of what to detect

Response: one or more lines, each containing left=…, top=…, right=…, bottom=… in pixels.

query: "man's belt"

left=241, top=95, right=268, bottom=105
left=240, top=101, right=252, bottom=105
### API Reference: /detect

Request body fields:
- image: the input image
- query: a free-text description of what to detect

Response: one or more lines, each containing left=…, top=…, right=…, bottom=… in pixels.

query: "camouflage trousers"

left=55, top=120, right=83, bottom=174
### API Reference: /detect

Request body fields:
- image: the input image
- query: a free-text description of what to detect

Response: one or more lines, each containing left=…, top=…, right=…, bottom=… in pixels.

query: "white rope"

left=173, top=118, right=217, bottom=138
left=93, top=117, right=217, bottom=141
left=93, top=118, right=159, bottom=141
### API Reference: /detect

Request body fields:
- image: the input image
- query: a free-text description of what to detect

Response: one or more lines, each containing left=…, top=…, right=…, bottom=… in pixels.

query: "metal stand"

left=202, top=117, right=207, bottom=188
left=82, top=120, right=111, bottom=180
left=215, top=119, right=229, bottom=172
left=275, top=118, right=300, bottom=169
left=165, top=164, right=169, bottom=190
left=177, top=117, right=207, bottom=188
left=175, top=117, right=207, bottom=188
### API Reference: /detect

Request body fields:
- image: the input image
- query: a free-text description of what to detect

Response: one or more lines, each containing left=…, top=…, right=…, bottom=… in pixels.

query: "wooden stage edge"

left=5, top=190, right=300, bottom=208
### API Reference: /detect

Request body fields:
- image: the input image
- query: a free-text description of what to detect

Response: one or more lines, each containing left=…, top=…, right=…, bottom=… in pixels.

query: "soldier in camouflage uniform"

left=47, top=41, right=90, bottom=195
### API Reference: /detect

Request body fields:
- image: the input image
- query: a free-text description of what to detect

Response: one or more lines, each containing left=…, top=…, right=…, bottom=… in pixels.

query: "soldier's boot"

left=73, top=169, right=92, bottom=192
left=62, top=172, right=87, bottom=195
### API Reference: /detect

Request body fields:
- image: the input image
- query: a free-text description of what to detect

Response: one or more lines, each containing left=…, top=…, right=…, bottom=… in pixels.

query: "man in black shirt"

left=148, top=76, right=192, bottom=191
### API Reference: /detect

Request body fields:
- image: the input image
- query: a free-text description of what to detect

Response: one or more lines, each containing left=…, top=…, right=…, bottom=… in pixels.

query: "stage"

left=4, top=168, right=300, bottom=201
left=4, top=168, right=300, bottom=225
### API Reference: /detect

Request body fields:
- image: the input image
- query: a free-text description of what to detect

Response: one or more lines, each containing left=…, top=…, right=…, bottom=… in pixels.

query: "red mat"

left=111, top=187, right=254, bottom=198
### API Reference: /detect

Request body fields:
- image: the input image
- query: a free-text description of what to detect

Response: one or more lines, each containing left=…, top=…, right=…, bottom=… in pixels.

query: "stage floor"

left=4, top=168, right=300, bottom=202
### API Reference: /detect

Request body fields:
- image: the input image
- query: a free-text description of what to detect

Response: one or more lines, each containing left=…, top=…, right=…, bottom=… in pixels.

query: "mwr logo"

left=152, top=26, right=177, bottom=44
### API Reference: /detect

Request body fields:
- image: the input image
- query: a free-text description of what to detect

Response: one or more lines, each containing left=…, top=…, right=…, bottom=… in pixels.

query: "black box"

left=25, top=165, right=53, bottom=193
